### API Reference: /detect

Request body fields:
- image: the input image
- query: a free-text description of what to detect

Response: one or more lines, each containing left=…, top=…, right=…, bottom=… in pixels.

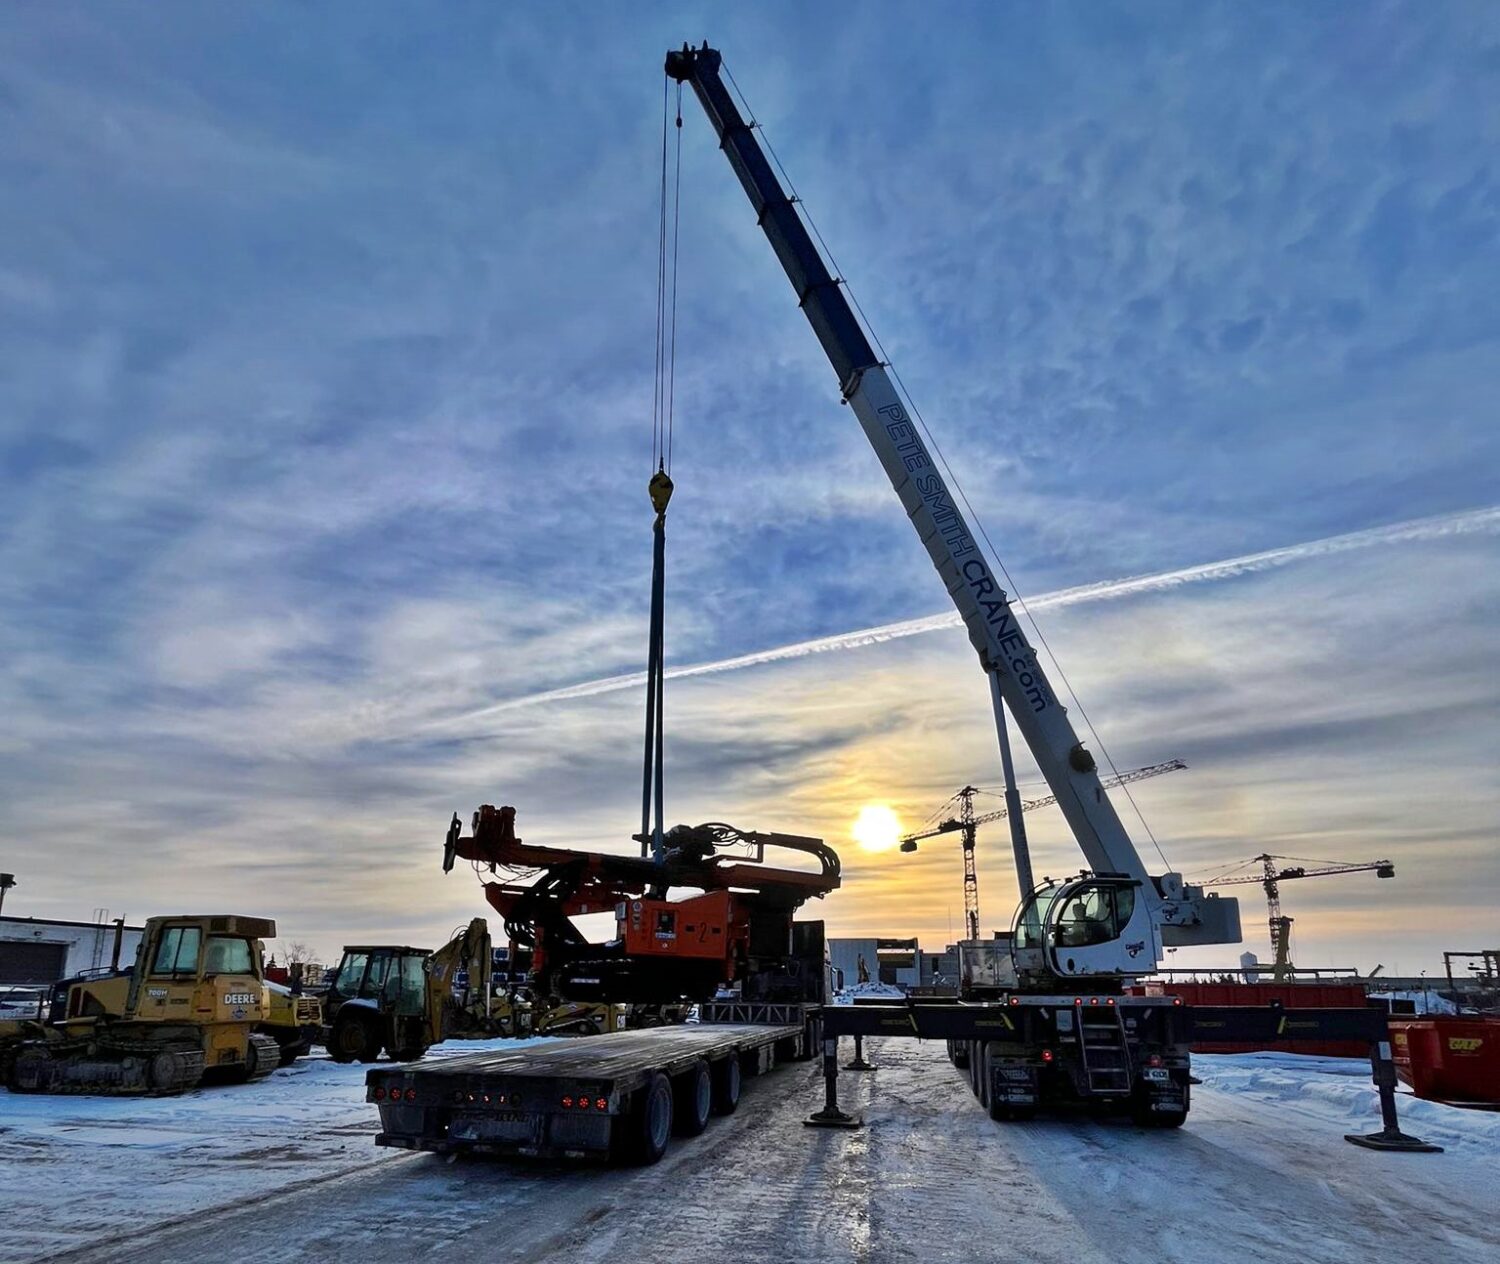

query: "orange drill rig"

left=444, top=805, right=839, bottom=1005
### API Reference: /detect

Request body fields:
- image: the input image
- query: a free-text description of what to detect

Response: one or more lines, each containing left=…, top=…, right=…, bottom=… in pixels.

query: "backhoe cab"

left=322, top=946, right=432, bottom=1063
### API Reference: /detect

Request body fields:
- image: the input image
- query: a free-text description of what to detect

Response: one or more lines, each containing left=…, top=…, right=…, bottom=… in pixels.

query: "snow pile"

left=1369, top=989, right=1459, bottom=1015
left=1194, top=1051, right=1500, bottom=1154
left=830, top=981, right=906, bottom=1005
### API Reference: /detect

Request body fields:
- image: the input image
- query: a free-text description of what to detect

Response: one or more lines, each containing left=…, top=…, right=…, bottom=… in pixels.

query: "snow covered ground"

left=2, top=1039, right=1495, bottom=1263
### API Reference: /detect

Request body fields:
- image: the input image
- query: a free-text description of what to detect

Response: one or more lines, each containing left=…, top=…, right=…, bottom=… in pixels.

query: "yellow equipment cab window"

left=152, top=926, right=202, bottom=976
left=203, top=936, right=254, bottom=976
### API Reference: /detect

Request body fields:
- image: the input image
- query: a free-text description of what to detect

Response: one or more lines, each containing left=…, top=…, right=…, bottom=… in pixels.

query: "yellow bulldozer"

left=2, top=914, right=313, bottom=1095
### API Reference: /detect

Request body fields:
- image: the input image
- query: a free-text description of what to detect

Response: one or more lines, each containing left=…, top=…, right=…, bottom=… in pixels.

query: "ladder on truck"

left=1073, top=1002, right=1133, bottom=1096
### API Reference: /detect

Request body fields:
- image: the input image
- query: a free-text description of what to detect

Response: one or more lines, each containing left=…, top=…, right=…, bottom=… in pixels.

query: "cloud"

left=433, top=504, right=1500, bottom=729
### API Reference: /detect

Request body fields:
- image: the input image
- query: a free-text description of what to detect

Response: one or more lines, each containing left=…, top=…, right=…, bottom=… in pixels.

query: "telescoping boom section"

left=666, top=44, right=1239, bottom=973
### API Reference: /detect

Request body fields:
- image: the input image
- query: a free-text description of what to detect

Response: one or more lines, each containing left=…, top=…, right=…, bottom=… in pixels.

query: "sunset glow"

left=852, top=804, right=903, bottom=853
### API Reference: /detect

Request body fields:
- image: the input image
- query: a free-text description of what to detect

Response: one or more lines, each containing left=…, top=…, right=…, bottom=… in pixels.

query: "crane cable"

left=642, top=79, right=685, bottom=859
left=719, top=60, right=1173, bottom=874
left=652, top=79, right=685, bottom=475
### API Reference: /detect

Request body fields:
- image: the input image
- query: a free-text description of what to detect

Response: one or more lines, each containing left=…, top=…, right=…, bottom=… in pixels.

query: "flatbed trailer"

left=367, top=1013, right=819, bottom=1163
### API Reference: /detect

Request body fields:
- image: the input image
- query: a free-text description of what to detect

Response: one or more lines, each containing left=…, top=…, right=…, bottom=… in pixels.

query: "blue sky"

left=2, top=4, right=1496, bottom=973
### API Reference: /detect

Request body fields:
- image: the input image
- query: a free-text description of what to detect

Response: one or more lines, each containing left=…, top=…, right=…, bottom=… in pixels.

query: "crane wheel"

left=673, top=1060, right=712, bottom=1136
left=976, top=1044, right=993, bottom=1112
left=711, top=1054, right=741, bottom=1115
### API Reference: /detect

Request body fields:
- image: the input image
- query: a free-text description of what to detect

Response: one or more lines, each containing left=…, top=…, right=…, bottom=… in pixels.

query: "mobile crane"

left=665, top=42, right=1242, bottom=1122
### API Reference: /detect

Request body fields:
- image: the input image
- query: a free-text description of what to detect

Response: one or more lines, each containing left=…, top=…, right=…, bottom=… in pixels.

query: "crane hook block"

left=649, top=469, right=675, bottom=514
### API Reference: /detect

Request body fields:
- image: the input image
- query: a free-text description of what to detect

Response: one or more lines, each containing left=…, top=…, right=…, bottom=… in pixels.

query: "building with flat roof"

left=0, top=915, right=144, bottom=991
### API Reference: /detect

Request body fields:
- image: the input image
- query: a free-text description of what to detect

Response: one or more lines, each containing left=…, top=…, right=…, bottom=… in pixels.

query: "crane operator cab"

left=1011, top=875, right=1159, bottom=987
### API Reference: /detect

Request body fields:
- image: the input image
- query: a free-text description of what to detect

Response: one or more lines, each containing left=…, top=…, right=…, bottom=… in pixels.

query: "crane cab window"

left=151, top=926, right=201, bottom=976
left=203, top=936, right=254, bottom=977
left=1013, top=889, right=1057, bottom=950
left=1053, top=885, right=1136, bottom=948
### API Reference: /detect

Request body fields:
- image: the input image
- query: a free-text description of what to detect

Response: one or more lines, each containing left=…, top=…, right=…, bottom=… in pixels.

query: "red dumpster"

left=1136, top=981, right=1371, bottom=1056
left=1389, top=1016, right=1500, bottom=1105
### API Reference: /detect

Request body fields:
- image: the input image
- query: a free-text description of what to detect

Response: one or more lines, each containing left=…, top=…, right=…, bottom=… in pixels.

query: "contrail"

left=428, top=505, right=1499, bottom=729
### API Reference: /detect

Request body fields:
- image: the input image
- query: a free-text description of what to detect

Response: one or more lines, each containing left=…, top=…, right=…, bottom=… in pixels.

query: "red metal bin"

left=1389, top=1016, right=1500, bottom=1105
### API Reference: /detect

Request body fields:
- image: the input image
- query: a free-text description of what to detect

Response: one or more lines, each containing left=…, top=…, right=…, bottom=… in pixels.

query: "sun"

left=852, top=804, right=902, bottom=853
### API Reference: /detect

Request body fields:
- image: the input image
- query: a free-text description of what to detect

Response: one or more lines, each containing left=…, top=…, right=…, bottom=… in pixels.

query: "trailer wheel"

left=949, top=1038, right=969, bottom=1069
left=967, top=1041, right=981, bottom=1095
left=624, top=1072, right=674, bottom=1163
left=711, top=1055, right=741, bottom=1115
left=989, top=1101, right=1036, bottom=1122
left=674, top=1060, right=712, bottom=1136
left=976, top=1044, right=993, bottom=1112
left=795, top=1015, right=820, bottom=1062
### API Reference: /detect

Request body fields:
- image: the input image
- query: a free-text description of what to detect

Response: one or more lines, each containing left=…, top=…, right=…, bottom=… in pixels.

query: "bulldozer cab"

left=117, top=915, right=273, bottom=1027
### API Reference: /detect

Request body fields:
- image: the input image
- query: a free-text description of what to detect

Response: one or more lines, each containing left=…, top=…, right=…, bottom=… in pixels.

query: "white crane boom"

left=665, top=44, right=1240, bottom=968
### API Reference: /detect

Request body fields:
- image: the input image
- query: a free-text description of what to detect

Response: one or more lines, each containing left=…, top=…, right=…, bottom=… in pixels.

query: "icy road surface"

left=3, top=1039, right=1496, bottom=1264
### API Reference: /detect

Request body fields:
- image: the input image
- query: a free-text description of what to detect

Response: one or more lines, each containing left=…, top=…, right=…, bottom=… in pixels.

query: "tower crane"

left=899, top=760, right=1188, bottom=943
left=1200, top=853, right=1395, bottom=981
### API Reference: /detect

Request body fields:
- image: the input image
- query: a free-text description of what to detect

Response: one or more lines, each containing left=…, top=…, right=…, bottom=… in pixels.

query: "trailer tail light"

left=1147, top=1054, right=1163, bottom=1068
left=1089, top=997, right=1099, bottom=1006
left=1041, top=1049, right=1054, bottom=1063
left=404, top=1088, right=417, bottom=1102
left=561, top=1096, right=574, bottom=1108
left=1172, top=998, right=1183, bottom=1006
left=595, top=1097, right=608, bottom=1111
left=373, top=1086, right=386, bottom=1101
left=1106, top=998, right=1116, bottom=1006
left=1008, top=996, right=1019, bottom=1006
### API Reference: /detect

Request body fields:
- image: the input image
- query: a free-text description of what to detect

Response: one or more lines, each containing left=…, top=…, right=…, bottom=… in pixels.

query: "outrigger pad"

left=843, top=1057, right=874, bottom=1071
left=1344, top=1129, right=1443, bottom=1153
left=804, top=1108, right=863, bottom=1130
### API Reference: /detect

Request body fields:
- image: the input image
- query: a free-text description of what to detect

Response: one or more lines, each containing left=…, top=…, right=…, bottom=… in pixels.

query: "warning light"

left=1041, top=1049, right=1055, bottom=1063
left=1089, top=997, right=1099, bottom=1006
left=1106, top=998, right=1116, bottom=1006
left=1172, top=998, right=1183, bottom=1006
left=482, top=1094, right=491, bottom=1104
left=1008, top=996, right=1019, bottom=1006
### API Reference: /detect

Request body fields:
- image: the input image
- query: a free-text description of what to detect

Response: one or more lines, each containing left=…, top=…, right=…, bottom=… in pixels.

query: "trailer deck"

left=368, top=1020, right=812, bottom=1160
